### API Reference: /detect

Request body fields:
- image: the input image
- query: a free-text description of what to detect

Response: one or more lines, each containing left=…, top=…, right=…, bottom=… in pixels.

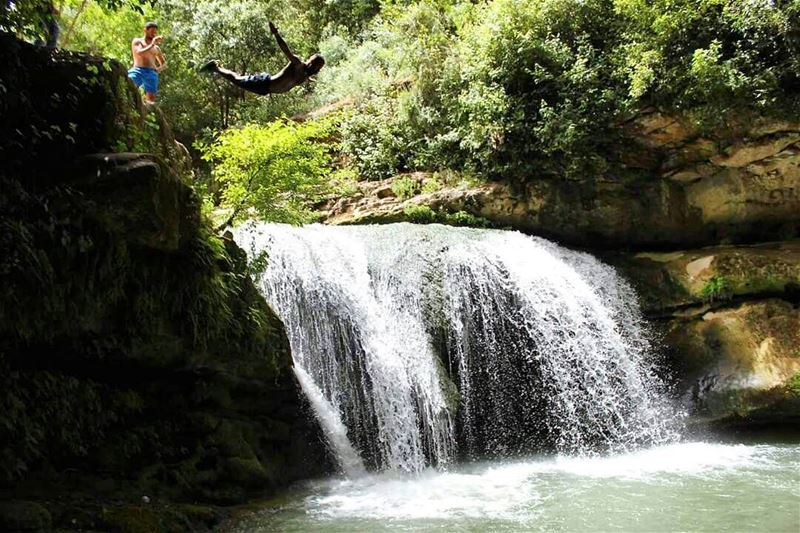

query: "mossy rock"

left=0, top=500, right=51, bottom=532
left=100, top=505, right=195, bottom=533
left=616, top=241, right=800, bottom=313
left=664, top=299, right=800, bottom=423
left=0, top=33, right=331, bottom=513
left=218, top=457, right=273, bottom=488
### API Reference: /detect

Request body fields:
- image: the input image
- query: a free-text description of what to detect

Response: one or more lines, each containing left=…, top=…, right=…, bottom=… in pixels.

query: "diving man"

left=199, top=21, right=324, bottom=95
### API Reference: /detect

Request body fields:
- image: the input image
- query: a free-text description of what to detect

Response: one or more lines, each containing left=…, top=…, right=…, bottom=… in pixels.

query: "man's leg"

left=216, top=66, right=242, bottom=82
left=199, top=61, right=243, bottom=82
left=199, top=62, right=272, bottom=94
left=142, top=70, right=159, bottom=103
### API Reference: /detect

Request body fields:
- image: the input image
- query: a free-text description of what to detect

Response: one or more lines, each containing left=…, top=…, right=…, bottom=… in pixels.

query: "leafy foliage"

left=1, top=0, right=152, bottom=44
left=789, top=372, right=800, bottom=397
left=319, top=0, right=800, bottom=182
left=391, top=175, right=420, bottom=199
left=403, top=205, right=492, bottom=227
left=37, top=0, right=800, bottom=208
left=700, top=275, right=733, bottom=302
left=58, top=0, right=155, bottom=60
left=202, top=118, right=335, bottom=225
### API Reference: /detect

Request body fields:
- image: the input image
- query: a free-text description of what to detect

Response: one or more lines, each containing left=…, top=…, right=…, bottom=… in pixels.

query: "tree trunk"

left=61, top=0, right=89, bottom=46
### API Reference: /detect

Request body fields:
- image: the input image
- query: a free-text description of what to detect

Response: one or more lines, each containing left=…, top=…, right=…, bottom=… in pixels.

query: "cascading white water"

left=235, top=223, right=680, bottom=473
left=443, top=232, right=677, bottom=456
left=293, top=365, right=367, bottom=477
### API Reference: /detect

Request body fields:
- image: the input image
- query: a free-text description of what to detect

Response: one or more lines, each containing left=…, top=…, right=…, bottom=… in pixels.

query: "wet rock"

left=665, top=299, right=800, bottom=423
left=614, top=241, right=800, bottom=313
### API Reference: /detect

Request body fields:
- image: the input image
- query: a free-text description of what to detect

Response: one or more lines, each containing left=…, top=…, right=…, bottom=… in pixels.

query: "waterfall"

left=235, top=223, right=680, bottom=473
left=293, top=365, right=367, bottom=477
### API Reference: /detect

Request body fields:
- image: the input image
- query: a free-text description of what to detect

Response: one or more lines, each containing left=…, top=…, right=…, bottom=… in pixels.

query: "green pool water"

left=228, top=441, right=800, bottom=532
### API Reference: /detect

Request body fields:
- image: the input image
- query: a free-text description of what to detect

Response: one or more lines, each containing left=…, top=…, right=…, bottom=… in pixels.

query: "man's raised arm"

left=269, top=21, right=300, bottom=63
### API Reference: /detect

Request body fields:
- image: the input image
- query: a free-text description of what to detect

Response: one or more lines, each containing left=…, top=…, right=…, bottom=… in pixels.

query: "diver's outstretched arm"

left=269, top=21, right=300, bottom=64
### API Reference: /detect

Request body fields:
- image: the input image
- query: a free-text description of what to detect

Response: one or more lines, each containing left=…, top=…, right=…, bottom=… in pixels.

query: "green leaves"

left=42, top=0, right=800, bottom=189
left=329, top=0, right=799, bottom=182
left=203, top=118, right=335, bottom=225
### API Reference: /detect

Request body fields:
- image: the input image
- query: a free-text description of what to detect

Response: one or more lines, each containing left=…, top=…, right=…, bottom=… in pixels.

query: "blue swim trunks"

left=128, top=67, right=159, bottom=94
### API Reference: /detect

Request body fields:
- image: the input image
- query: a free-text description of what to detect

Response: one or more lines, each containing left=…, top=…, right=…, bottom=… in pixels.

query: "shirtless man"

left=128, top=21, right=167, bottom=103
left=199, top=21, right=324, bottom=95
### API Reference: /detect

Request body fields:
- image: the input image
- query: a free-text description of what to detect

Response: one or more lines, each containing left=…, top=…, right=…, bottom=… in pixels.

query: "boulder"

left=665, top=300, right=800, bottom=424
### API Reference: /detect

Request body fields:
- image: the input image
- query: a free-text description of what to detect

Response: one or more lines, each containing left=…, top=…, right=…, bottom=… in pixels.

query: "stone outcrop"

left=614, top=242, right=800, bottom=426
left=664, top=300, right=800, bottom=425
left=614, top=241, right=800, bottom=312
left=0, top=35, right=330, bottom=531
left=321, top=111, right=800, bottom=249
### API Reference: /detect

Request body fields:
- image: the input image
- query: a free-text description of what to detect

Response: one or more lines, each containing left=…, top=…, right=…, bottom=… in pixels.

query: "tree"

left=1, top=0, right=153, bottom=44
left=202, top=118, right=335, bottom=227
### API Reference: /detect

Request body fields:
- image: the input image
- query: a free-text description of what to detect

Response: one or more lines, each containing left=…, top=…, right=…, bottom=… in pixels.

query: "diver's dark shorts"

left=235, top=72, right=272, bottom=95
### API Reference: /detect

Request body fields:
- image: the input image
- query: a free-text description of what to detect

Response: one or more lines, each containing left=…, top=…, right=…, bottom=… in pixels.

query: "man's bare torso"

left=131, top=37, right=162, bottom=69
left=268, top=60, right=308, bottom=93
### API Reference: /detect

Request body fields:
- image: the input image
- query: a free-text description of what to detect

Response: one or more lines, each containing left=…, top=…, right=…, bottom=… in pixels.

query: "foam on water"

left=303, top=442, right=798, bottom=521
left=229, top=442, right=800, bottom=532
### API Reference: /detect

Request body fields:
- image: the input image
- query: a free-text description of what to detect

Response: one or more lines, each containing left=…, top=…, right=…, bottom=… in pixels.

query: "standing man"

left=128, top=21, right=167, bottom=104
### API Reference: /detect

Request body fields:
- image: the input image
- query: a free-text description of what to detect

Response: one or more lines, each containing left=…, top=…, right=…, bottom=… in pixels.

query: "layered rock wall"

left=614, top=243, right=800, bottom=426
left=322, top=111, right=800, bottom=249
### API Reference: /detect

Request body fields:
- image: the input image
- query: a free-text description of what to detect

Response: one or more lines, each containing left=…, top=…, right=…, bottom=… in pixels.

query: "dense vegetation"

left=5, top=0, right=799, bottom=222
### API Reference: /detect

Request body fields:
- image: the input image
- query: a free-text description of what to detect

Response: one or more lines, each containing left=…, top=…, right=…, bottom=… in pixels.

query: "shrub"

left=789, top=372, right=800, bottom=397
left=403, top=204, right=438, bottom=223
left=421, top=176, right=442, bottom=194
left=402, top=205, right=492, bottom=227
left=392, top=176, right=420, bottom=199
left=202, top=117, right=334, bottom=226
left=700, top=275, right=733, bottom=302
left=328, top=0, right=800, bottom=183
left=443, top=210, right=492, bottom=228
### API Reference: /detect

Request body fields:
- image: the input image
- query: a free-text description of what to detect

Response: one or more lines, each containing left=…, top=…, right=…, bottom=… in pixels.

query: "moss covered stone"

left=615, top=242, right=800, bottom=314
left=0, top=34, right=331, bottom=530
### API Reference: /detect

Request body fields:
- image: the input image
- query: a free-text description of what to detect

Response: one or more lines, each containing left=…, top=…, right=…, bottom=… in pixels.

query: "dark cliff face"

left=0, top=34, right=331, bottom=531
